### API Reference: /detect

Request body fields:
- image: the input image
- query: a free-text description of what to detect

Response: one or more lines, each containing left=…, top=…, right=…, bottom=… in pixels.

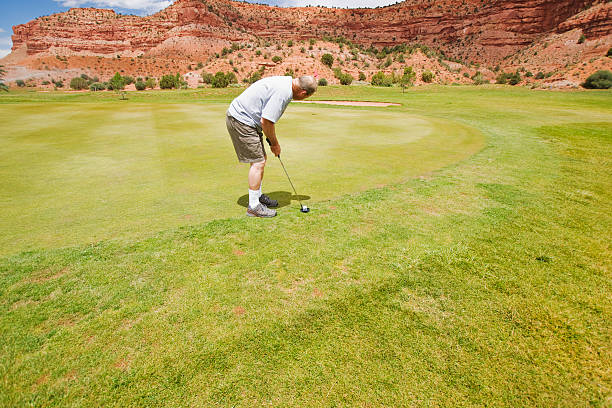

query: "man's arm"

left=261, top=118, right=281, bottom=157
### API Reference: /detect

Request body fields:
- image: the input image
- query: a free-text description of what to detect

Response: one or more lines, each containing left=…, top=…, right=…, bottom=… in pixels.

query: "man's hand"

left=262, top=118, right=281, bottom=157
left=270, top=143, right=281, bottom=157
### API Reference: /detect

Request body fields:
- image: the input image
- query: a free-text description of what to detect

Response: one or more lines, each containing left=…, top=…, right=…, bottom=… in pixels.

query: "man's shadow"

left=237, top=191, right=311, bottom=208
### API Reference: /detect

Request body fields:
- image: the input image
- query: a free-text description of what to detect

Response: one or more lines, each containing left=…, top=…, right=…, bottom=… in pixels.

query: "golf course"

left=1, top=85, right=611, bottom=406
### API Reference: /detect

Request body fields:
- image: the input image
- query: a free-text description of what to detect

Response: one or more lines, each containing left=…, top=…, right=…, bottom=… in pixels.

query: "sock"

left=258, top=182, right=262, bottom=195
left=249, top=189, right=261, bottom=208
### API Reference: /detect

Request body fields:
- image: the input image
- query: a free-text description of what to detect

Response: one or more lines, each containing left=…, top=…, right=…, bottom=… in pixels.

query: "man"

left=226, top=75, right=317, bottom=217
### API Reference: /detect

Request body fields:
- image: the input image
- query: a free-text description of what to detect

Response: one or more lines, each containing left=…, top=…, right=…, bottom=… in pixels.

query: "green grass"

left=0, top=85, right=611, bottom=407
left=0, top=97, right=482, bottom=255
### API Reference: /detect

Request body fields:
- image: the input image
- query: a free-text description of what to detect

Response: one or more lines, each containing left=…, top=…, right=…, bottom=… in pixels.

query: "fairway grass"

left=0, top=86, right=611, bottom=407
left=0, top=100, right=482, bottom=255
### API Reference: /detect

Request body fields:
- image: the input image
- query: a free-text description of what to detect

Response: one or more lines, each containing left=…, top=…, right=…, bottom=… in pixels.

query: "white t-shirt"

left=227, top=76, right=293, bottom=130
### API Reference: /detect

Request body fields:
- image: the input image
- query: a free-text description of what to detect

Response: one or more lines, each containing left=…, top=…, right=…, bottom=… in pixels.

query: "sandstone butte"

left=2, top=0, right=612, bottom=87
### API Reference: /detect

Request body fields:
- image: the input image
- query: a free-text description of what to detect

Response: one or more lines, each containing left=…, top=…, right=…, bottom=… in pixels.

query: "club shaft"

left=277, top=157, right=303, bottom=208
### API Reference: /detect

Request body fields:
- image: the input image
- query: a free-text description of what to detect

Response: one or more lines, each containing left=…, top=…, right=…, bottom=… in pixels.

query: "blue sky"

left=0, top=0, right=399, bottom=57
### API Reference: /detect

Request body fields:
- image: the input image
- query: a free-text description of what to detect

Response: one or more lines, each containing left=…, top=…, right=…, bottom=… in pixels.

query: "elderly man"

left=226, top=75, right=317, bottom=217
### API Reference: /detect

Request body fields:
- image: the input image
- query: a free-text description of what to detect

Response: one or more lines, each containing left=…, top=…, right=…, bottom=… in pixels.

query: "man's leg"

left=248, top=159, right=265, bottom=209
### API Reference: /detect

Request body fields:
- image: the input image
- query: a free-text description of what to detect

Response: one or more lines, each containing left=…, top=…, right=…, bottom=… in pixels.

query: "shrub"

left=16, top=80, right=26, bottom=87
left=525, top=71, right=533, bottom=78
left=358, top=71, right=366, bottom=81
left=248, top=71, right=262, bottom=84
left=582, top=70, right=612, bottom=89
left=607, top=47, right=612, bottom=57
left=421, top=70, right=434, bottom=83
left=226, top=72, right=237, bottom=84
left=202, top=72, right=214, bottom=84
left=89, top=82, right=105, bottom=91
left=70, top=77, right=89, bottom=90
left=212, top=71, right=230, bottom=88
left=578, top=34, right=586, bottom=44
left=507, top=71, right=521, bottom=85
left=272, top=56, right=282, bottom=63
left=135, top=80, right=146, bottom=91
left=321, top=53, right=334, bottom=67
left=53, top=79, right=64, bottom=88
left=123, top=75, right=135, bottom=85
left=108, top=72, right=125, bottom=90
left=339, top=72, right=353, bottom=85
left=535, top=71, right=545, bottom=80
left=160, top=74, right=178, bottom=89
left=371, top=71, right=393, bottom=87
left=318, top=78, right=328, bottom=86
left=496, top=71, right=521, bottom=85
left=471, top=72, right=488, bottom=85
left=145, top=78, right=157, bottom=89
left=287, top=40, right=293, bottom=47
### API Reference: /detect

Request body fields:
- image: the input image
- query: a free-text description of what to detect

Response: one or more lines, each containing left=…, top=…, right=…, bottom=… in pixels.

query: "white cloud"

left=53, top=0, right=401, bottom=12
left=0, top=37, right=12, bottom=47
left=54, top=0, right=174, bottom=13
left=0, top=49, right=10, bottom=58
left=0, top=28, right=5, bottom=33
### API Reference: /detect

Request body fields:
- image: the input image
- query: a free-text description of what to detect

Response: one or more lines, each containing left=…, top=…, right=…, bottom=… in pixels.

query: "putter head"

left=300, top=205, right=310, bottom=213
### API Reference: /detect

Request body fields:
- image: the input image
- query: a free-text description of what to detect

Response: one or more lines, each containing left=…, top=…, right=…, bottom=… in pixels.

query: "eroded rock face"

left=9, top=0, right=612, bottom=63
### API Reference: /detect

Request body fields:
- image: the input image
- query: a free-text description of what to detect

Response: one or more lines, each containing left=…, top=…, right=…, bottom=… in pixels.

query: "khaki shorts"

left=226, top=114, right=266, bottom=163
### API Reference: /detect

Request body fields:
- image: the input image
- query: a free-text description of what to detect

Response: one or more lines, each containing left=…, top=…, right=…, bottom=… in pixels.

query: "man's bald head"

left=297, top=75, right=318, bottom=96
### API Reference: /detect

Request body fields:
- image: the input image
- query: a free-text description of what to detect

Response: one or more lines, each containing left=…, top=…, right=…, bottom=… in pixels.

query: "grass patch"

left=0, top=86, right=611, bottom=406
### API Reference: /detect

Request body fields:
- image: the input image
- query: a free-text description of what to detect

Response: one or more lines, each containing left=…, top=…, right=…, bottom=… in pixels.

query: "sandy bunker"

left=295, top=100, right=401, bottom=107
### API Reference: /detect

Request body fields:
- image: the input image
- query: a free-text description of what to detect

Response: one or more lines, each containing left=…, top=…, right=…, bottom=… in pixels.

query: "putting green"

left=0, top=102, right=483, bottom=255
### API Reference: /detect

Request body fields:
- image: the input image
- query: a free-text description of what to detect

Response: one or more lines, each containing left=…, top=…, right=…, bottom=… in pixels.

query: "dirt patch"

left=295, top=100, right=401, bottom=107
left=29, top=267, right=70, bottom=283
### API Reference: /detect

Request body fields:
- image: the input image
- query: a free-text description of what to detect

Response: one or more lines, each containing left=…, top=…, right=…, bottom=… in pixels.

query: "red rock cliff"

left=10, top=0, right=611, bottom=63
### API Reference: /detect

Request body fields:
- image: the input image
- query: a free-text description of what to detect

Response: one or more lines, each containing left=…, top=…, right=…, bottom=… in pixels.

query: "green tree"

left=321, top=53, right=334, bottom=67
left=400, top=67, right=416, bottom=92
left=582, top=70, right=612, bottom=89
left=318, top=78, right=328, bottom=86
left=0, top=65, right=8, bottom=92
left=16, top=80, right=26, bottom=87
left=109, top=72, right=125, bottom=90
left=135, top=80, right=146, bottom=91
left=358, top=71, right=366, bottom=81
left=70, top=77, right=89, bottom=90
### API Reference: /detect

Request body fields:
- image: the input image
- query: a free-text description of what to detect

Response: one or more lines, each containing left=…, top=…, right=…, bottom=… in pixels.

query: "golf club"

left=267, top=138, right=310, bottom=213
